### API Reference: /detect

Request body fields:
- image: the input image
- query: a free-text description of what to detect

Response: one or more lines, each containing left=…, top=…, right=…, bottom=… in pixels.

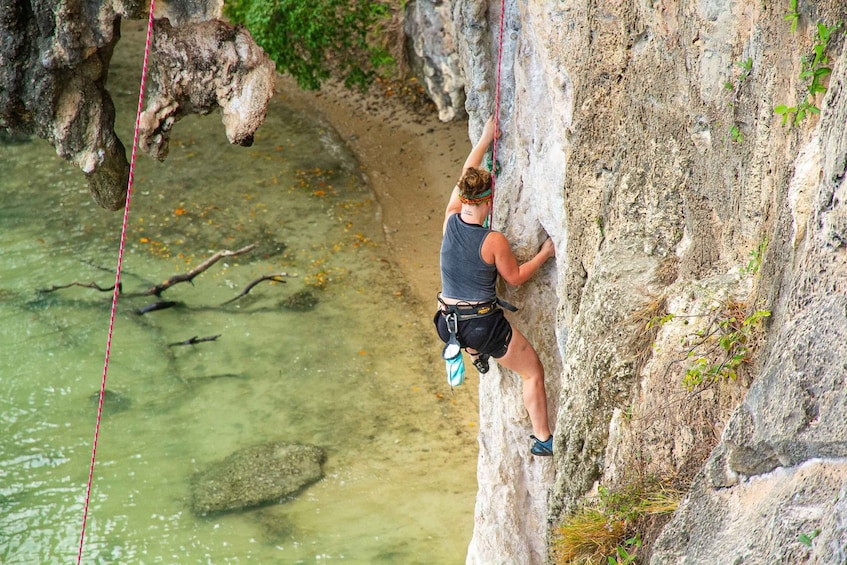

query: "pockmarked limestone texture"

left=424, top=1, right=847, bottom=564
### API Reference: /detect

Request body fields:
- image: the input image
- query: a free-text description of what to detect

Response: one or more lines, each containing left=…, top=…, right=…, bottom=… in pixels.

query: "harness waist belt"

left=438, top=294, right=517, bottom=321
left=447, top=301, right=498, bottom=321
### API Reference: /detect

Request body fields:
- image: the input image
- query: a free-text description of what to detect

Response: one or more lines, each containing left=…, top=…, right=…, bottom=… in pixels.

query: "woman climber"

left=434, top=116, right=555, bottom=457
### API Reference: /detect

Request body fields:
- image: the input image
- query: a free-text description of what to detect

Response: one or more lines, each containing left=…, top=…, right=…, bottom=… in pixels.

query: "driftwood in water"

left=222, top=273, right=289, bottom=305
left=38, top=281, right=122, bottom=293
left=136, top=301, right=180, bottom=315
left=168, top=335, right=221, bottom=347
left=144, top=244, right=256, bottom=296
left=39, top=245, right=257, bottom=298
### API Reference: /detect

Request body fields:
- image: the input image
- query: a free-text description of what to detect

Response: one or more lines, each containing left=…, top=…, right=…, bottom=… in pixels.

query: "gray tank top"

left=440, top=214, right=497, bottom=302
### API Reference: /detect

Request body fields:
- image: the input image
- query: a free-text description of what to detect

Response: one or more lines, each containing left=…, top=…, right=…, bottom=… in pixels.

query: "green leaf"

left=225, top=0, right=393, bottom=91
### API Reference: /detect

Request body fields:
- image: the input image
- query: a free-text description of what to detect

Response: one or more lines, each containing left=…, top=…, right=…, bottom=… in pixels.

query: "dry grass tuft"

left=552, top=484, right=681, bottom=565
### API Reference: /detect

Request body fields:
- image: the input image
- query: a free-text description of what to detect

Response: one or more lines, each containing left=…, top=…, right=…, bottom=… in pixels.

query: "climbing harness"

left=76, top=2, right=155, bottom=563
left=488, top=0, right=507, bottom=229
left=437, top=294, right=517, bottom=387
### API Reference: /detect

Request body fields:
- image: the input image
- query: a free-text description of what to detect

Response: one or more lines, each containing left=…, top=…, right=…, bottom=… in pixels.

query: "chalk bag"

left=442, top=312, right=465, bottom=387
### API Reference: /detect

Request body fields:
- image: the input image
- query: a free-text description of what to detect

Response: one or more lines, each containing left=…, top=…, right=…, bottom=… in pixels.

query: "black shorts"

left=433, top=308, right=512, bottom=358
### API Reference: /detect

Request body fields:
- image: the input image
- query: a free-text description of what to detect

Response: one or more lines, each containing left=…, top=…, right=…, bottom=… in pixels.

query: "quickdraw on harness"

left=439, top=295, right=517, bottom=387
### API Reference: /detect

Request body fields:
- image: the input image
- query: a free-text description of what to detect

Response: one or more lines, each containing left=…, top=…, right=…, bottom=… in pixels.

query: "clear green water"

left=0, top=26, right=476, bottom=565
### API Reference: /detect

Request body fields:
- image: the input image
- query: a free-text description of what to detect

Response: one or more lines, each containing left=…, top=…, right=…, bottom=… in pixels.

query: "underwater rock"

left=282, top=290, right=319, bottom=311
left=190, top=442, right=325, bottom=515
left=87, top=389, right=132, bottom=416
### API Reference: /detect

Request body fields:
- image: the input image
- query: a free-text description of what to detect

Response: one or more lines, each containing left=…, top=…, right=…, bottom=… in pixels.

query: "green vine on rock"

left=785, top=0, right=800, bottom=34
left=774, top=10, right=842, bottom=127
left=645, top=237, right=771, bottom=390
left=724, top=57, right=752, bottom=143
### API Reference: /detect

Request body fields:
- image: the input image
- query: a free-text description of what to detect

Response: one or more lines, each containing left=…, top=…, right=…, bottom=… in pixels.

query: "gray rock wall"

left=446, top=0, right=847, bottom=563
left=404, top=0, right=466, bottom=122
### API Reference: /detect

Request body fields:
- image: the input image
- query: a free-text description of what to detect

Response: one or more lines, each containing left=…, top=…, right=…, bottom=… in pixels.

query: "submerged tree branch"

left=38, top=281, right=122, bottom=293
left=136, top=301, right=180, bottom=315
left=222, top=273, right=289, bottom=305
left=168, top=335, right=221, bottom=347
left=144, top=244, right=256, bottom=296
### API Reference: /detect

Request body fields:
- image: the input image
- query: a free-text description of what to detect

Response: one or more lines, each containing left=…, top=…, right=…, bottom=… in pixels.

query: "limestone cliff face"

left=409, top=0, right=847, bottom=562
left=0, top=0, right=273, bottom=210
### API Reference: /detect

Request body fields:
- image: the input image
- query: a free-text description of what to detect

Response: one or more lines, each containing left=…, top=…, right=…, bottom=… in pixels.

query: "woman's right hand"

left=539, top=237, right=555, bottom=260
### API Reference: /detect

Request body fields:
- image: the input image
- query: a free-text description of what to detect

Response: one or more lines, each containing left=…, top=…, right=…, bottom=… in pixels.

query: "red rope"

left=76, top=2, right=156, bottom=562
left=489, top=0, right=507, bottom=228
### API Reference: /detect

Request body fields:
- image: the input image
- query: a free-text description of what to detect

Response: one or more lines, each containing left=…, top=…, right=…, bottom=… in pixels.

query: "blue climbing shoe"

left=530, top=435, right=553, bottom=457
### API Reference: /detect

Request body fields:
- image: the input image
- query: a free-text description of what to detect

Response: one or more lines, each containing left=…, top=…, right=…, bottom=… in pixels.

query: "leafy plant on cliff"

left=798, top=528, right=821, bottom=547
left=722, top=57, right=753, bottom=144
left=224, top=0, right=394, bottom=90
left=785, top=0, right=800, bottom=34
left=679, top=302, right=770, bottom=389
left=774, top=19, right=842, bottom=126
left=724, top=57, right=753, bottom=100
left=553, top=483, right=679, bottom=564
left=742, top=236, right=768, bottom=275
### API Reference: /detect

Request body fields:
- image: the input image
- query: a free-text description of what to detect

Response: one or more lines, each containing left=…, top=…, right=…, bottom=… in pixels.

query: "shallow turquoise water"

left=0, top=24, right=476, bottom=564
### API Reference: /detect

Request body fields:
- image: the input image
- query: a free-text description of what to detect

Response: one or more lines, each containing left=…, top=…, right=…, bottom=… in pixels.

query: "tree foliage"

left=224, top=0, right=393, bottom=90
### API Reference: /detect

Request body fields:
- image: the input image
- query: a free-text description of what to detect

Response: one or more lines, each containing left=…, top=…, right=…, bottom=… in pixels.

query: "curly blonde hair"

left=458, top=167, right=492, bottom=204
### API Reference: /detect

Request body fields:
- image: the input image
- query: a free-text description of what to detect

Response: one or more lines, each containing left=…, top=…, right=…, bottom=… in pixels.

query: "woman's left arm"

left=443, top=185, right=462, bottom=234
left=444, top=117, right=496, bottom=233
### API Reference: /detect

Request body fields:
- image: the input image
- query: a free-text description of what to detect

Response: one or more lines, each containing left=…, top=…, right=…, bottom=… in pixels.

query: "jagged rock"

left=190, top=442, right=326, bottom=515
left=651, top=58, right=847, bottom=562
left=0, top=1, right=274, bottom=210
left=404, top=1, right=466, bottom=122
left=439, top=1, right=847, bottom=563
left=0, top=0, right=138, bottom=209
left=155, top=0, right=224, bottom=27
left=138, top=18, right=276, bottom=161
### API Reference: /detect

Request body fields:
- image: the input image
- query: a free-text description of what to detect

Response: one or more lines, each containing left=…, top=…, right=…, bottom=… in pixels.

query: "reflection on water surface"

left=0, top=22, right=476, bottom=564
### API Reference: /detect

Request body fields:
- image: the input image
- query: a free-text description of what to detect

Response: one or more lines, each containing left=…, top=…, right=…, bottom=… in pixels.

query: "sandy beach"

left=275, top=75, right=482, bottom=438
left=275, top=76, right=470, bottom=309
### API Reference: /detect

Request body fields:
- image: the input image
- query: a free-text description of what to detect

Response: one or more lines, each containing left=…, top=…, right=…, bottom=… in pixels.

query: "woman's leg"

left=495, top=326, right=551, bottom=440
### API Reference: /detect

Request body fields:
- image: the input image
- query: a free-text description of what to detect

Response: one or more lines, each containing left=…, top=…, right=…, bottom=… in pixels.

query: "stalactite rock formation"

left=0, top=0, right=273, bottom=210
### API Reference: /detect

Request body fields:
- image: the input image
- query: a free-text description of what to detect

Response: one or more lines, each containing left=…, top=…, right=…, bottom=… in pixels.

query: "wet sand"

left=274, top=76, right=470, bottom=309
